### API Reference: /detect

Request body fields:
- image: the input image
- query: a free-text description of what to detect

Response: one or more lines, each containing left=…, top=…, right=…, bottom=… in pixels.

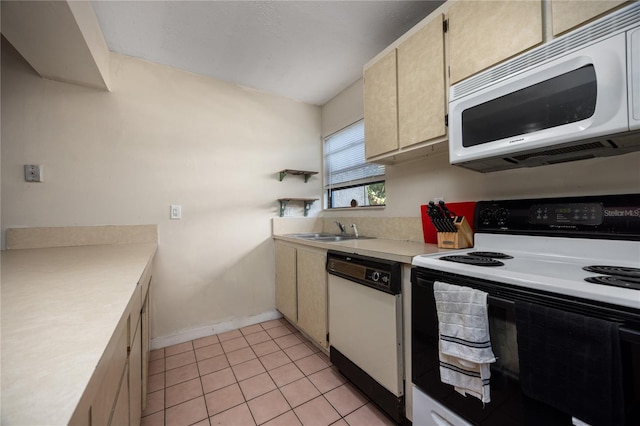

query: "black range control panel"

left=529, top=202, right=604, bottom=226
left=326, top=251, right=401, bottom=295
left=474, top=193, right=640, bottom=240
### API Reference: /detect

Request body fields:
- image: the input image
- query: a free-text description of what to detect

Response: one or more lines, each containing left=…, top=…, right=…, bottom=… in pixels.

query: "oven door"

left=411, top=266, right=640, bottom=426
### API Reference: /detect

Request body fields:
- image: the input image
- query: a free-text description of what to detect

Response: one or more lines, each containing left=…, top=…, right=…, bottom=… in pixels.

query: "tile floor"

left=141, top=318, right=395, bottom=426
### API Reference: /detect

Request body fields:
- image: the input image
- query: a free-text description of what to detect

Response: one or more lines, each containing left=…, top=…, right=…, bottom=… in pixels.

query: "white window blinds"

left=324, top=120, right=385, bottom=190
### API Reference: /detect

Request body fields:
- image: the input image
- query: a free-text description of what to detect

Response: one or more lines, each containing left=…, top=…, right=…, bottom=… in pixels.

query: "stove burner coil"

left=585, top=276, right=640, bottom=290
left=583, top=266, right=640, bottom=279
left=440, top=255, right=505, bottom=267
left=467, top=251, right=514, bottom=259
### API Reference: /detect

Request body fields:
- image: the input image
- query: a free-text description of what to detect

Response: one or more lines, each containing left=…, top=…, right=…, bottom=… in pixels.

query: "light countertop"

left=1, top=243, right=157, bottom=425
left=273, top=234, right=443, bottom=263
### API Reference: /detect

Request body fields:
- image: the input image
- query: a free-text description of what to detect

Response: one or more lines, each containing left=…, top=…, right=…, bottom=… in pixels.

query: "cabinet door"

left=109, top=365, right=129, bottom=426
left=551, top=0, right=626, bottom=36
left=129, top=319, right=142, bottom=426
left=364, top=50, right=399, bottom=158
left=296, top=248, right=328, bottom=348
left=275, top=242, right=297, bottom=322
left=448, top=0, right=543, bottom=84
left=141, top=287, right=150, bottom=410
left=398, top=14, right=446, bottom=148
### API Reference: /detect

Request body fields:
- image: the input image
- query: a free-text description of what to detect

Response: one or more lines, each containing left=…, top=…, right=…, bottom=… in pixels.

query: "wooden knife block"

left=437, top=216, right=474, bottom=249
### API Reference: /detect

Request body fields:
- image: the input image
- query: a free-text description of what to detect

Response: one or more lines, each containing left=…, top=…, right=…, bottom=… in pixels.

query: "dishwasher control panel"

left=326, top=251, right=401, bottom=295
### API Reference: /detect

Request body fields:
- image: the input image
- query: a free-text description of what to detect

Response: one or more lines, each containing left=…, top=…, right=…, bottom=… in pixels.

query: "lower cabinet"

left=69, top=262, right=153, bottom=426
left=129, top=316, right=143, bottom=426
left=275, top=241, right=328, bottom=348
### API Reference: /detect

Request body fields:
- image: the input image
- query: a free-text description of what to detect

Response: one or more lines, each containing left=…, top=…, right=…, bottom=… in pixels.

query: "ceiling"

left=91, top=1, right=444, bottom=106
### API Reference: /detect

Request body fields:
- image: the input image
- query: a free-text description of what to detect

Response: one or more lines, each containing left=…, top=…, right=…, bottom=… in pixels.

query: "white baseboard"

left=151, top=309, right=282, bottom=350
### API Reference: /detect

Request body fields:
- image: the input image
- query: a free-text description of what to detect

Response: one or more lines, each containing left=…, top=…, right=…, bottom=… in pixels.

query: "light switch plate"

left=25, top=165, right=43, bottom=182
left=170, top=205, right=182, bottom=220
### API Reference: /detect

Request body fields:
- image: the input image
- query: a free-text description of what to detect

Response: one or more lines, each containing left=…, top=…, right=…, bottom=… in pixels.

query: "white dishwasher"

left=327, top=250, right=404, bottom=423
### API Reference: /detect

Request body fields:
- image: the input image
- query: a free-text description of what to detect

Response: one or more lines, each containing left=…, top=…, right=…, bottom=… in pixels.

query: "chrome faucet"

left=335, top=221, right=346, bottom=234
left=351, top=224, right=359, bottom=238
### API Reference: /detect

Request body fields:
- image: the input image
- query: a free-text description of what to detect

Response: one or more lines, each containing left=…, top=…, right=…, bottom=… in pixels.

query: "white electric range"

left=411, top=194, right=640, bottom=426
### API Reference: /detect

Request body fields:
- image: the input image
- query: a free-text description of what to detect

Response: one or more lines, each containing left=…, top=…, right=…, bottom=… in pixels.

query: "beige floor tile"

left=279, top=378, right=321, bottom=408
left=239, top=372, right=278, bottom=401
left=165, top=377, right=204, bottom=408
left=191, top=419, right=211, bottom=426
left=218, top=329, right=243, bottom=342
left=293, top=396, right=341, bottom=426
left=246, top=331, right=272, bottom=346
left=283, top=343, right=315, bottom=361
left=295, top=354, right=330, bottom=376
left=143, top=389, right=164, bottom=416
left=201, top=368, right=237, bottom=394
left=260, top=350, right=291, bottom=371
left=165, top=350, right=196, bottom=370
left=266, top=326, right=292, bottom=339
left=193, top=334, right=220, bottom=349
left=343, top=403, right=395, bottom=426
left=307, top=367, right=346, bottom=394
left=268, top=362, right=305, bottom=388
left=165, top=396, right=208, bottom=426
left=241, top=324, right=264, bottom=336
left=147, top=372, right=165, bottom=393
left=252, top=340, right=280, bottom=357
left=149, top=348, right=164, bottom=361
left=221, top=336, right=250, bottom=353
left=209, top=402, right=256, bottom=426
left=198, top=354, right=231, bottom=375
left=148, top=358, right=165, bottom=375
left=330, top=420, right=349, bottom=426
left=226, top=347, right=257, bottom=366
left=247, top=389, right=291, bottom=425
left=323, top=383, right=368, bottom=416
left=260, top=319, right=285, bottom=330
left=274, top=334, right=302, bottom=350
left=195, top=343, right=224, bottom=362
left=262, top=410, right=302, bottom=426
left=304, top=341, right=321, bottom=354
left=164, top=341, right=194, bottom=357
left=166, top=363, right=200, bottom=387
left=140, top=410, right=164, bottom=426
left=205, top=383, right=246, bottom=417
left=232, top=358, right=267, bottom=381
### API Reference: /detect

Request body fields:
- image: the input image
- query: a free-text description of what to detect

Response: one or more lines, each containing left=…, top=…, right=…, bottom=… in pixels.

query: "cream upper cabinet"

left=364, top=50, right=398, bottom=158
left=551, top=0, right=627, bottom=36
left=398, top=14, right=447, bottom=149
left=364, top=12, right=448, bottom=164
left=448, top=0, right=543, bottom=85
left=296, top=247, right=328, bottom=348
left=275, top=242, right=297, bottom=322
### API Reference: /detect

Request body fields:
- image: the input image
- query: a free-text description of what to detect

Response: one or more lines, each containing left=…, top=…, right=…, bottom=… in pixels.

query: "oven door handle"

left=488, top=295, right=640, bottom=344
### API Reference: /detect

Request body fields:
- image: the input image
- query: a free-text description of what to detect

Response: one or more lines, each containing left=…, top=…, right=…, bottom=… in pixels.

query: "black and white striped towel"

left=434, top=281, right=496, bottom=403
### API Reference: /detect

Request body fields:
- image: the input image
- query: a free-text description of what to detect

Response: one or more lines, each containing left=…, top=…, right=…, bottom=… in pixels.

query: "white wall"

left=321, top=79, right=640, bottom=218
left=1, top=41, right=322, bottom=340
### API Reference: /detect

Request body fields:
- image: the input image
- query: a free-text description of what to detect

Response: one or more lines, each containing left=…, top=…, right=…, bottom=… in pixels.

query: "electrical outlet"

left=170, top=205, right=182, bottom=220
left=24, top=165, right=43, bottom=182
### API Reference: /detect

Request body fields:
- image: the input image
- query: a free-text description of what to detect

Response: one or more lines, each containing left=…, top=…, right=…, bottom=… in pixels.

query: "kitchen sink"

left=286, top=233, right=375, bottom=242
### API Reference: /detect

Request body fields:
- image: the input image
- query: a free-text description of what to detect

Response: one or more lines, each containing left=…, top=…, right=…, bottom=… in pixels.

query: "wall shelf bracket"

left=278, top=169, right=318, bottom=183
left=277, top=198, right=318, bottom=217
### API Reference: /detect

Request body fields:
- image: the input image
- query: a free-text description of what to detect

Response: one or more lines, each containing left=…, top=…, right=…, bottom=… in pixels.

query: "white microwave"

left=448, top=3, right=640, bottom=173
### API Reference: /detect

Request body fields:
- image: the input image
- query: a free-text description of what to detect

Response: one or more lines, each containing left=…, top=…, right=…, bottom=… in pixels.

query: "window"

left=324, top=120, right=385, bottom=209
